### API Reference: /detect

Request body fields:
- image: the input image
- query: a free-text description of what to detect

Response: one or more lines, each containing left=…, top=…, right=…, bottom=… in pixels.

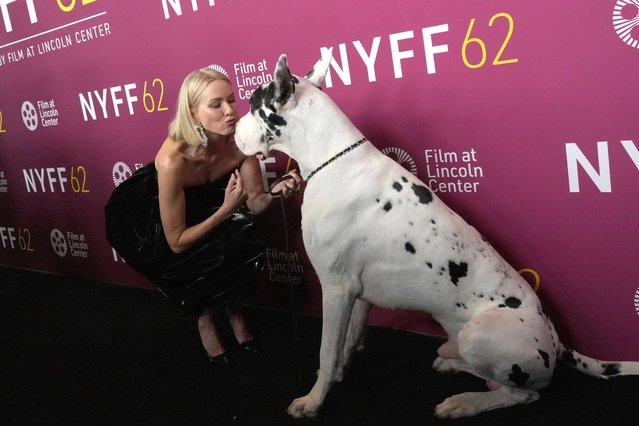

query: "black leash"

left=272, top=173, right=305, bottom=391
left=269, top=137, right=366, bottom=389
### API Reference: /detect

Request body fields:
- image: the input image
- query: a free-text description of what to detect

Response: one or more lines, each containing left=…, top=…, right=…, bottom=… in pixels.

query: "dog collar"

left=306, top=137, right=367, bottom=181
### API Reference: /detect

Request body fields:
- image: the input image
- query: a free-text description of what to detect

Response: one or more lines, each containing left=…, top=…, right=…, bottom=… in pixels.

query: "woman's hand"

left=221, top=169, right=248, bottom=215
left=270, top=169, right=302, bottom=198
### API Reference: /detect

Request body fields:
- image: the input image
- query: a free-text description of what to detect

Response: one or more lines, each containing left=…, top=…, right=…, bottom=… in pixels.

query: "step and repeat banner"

left=1, top=1, right=638, bottom=359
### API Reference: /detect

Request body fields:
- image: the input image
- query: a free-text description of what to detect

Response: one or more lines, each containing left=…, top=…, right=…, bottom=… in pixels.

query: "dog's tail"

left=559, top=343, right=639, bottom=378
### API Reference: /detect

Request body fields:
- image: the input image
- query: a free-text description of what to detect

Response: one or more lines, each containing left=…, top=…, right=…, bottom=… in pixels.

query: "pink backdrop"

left=1, top=0, right=638, bottom=360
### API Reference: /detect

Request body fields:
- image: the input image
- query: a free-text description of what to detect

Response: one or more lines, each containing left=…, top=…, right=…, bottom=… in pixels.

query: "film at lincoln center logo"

left=613, top=0, right=639, bottom=48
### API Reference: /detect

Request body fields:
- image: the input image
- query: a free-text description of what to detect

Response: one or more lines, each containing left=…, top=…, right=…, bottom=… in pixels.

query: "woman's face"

left=192, top=79, right=238, bottom=136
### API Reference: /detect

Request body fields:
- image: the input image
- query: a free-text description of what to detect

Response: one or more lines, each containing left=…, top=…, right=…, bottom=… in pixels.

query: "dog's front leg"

left=342, top=299, right=371, bottom=369
left=288, top=282, right=357, bottom=418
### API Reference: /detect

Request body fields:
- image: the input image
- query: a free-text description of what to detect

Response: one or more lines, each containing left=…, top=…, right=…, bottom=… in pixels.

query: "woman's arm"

left=156, top=157, right=247, bottom=254
left=240, top=156, right=272, bottom=215
left=241, top=156, right=302, bottom=214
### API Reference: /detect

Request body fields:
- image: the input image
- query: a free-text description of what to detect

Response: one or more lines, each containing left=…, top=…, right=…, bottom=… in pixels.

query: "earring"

left=194, top=122, right=208, bottom=148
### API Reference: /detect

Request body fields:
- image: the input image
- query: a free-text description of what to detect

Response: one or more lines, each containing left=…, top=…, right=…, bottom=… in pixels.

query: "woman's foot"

left=198, top=308, right=229, bottom=366
left=207, top=352, right=231, bottom=368
left=239, top=338, right=261, bottom=355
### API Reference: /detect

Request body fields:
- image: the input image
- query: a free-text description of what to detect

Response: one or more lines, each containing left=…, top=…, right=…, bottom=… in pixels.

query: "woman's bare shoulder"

left=155, top=138, right=190, bottom=187
left=155, top=138, right=186, bottom=170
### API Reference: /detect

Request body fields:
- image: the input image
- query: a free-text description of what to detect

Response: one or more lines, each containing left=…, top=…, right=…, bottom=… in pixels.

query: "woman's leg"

left=197, top=308, right=226, bottom=356
left=226, top=302, right=253, bottom=344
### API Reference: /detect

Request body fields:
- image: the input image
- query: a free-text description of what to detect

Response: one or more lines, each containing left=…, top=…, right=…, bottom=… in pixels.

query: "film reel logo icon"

left=381, top=146, right=418, bottom=176
left=613, top=0, right=639, bottom=48
left=112, top=162, right=133, bottom=187
left=207, top=64, right=229, bottom=78
left=50, top=229, right=68, bottom=257
left=21, top=101, right=38, bottom=131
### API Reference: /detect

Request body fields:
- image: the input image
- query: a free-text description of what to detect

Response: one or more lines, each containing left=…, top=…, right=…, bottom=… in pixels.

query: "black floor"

left=2, top=265, right=639, bottom=425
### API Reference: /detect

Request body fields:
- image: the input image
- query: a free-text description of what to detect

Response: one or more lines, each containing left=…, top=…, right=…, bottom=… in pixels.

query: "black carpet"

left=2, top=265, right=639, bottom=425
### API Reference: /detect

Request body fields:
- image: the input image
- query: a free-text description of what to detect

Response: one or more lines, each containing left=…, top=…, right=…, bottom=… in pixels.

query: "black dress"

left=104, top=163, right=265, bottom=316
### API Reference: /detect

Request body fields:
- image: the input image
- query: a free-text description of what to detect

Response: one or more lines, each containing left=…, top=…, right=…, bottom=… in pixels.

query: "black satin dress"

left=104, top=163, right=265, bottom=315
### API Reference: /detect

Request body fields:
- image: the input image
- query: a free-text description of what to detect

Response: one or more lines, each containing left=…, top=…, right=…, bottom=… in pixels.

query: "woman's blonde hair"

left=168, top=68, right=231, bottom=145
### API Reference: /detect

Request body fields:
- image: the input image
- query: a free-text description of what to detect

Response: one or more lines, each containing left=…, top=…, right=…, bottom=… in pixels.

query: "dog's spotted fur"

left=235, top=50, right=639, bottom=419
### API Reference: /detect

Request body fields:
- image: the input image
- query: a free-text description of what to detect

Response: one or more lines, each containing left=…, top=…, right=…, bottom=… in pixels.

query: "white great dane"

left=234, top=50, right=639, bottom=419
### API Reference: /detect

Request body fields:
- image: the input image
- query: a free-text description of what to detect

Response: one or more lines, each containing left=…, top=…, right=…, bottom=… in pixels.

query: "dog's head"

left=235, top=49, right=333, bottom=159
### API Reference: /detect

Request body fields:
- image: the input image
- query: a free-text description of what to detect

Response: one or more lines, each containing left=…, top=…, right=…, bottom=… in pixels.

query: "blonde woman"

left=106, top=68, right=300, bottom=367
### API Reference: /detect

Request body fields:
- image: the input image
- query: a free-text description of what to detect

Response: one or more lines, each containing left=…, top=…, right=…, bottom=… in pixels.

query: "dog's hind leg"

left=434, top=308, right=556, bottom=417
left=288, top=277, right=359, bottom=418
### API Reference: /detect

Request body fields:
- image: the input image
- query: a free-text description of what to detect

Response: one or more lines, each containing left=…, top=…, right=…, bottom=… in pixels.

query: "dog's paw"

left=432, top=356, right=460, bottom=374
left=287, top=396, right=320, bottom=418
left=432, top=356, right=446, bottom=371
left=435, top=395, right=478, bottom=418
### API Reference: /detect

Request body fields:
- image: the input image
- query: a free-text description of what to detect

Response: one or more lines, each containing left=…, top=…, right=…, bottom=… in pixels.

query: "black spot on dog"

left=383, top=201, right=392, bottom=212
left=602, top=363, right=621, bottom=376
left=401, top=176, right=408, bottom=182
left=426, top=262, right=433, bottom=269
left=273, top=67, right=296, bottom=104
left=412, top=183, right=433, bottom=204
left=267, top=112, right=287, bottom=128
left=509, top=364, right=529, bottom=387
left=250, top=86, right=266, bottom=112
left=505, top=297, right=522, bottom=309
left=393, top=181, right=403, bottom=192
left=264, top=84, right=278, bottom=108
left=448, top=261, right=468, bottom=286
left=405, top=242, right=416, bottom=254
left=561, top=349, right=578, bottom=367
left=538, top=350, right=550, bottom=368
left=261, top=128, right=275, bottom=143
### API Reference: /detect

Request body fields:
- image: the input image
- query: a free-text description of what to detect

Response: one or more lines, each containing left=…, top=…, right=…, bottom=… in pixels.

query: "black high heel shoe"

left=207, top=352, right=231, bottom=368
left=239, top=338, right=262, bottom=355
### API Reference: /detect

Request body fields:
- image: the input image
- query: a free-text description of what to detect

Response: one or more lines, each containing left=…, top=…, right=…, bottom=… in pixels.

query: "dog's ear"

left=305, top=47, right=333, bottom=88
left=273, top=54, right=295, bottom=104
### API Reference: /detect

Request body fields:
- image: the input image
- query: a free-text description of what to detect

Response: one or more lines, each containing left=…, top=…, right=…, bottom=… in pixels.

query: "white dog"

left=234, top=50, right=639, bottom=419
